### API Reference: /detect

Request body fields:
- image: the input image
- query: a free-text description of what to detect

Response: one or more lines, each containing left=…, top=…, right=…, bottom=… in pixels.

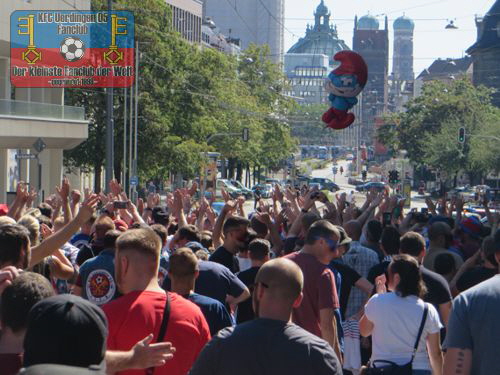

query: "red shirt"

left=285, top=251, right=339, bottom=337
left=103, top=290, right=210, bottom=375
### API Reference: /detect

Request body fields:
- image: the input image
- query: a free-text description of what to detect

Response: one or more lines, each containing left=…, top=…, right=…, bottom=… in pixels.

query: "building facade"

left=467, top=0, right=500, bottom=107
left=0, top=0, right=90, bottom=202
left=202, top=0, right=284, bottom=63
left=166, top=0, right=203, bottom=44
left=284, top=1, right=350, bottom=105
left=352, top=15, right=389, bottom=144
left=201, top=17, right=241, bottom=55
left=414, top=57, right=473, bottom=97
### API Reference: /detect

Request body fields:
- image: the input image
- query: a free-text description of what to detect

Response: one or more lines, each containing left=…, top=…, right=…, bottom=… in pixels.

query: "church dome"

left=394, top=16, right=415, bottom=31
left=357, top=15, right=379, bottom=30
left=315, top=0, right=329, bottom=16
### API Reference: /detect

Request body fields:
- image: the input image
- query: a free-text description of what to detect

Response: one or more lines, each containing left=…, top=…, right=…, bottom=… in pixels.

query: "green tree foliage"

left=64, top=0, right=296, bottom=190
left=376, top=78, right=500, bottom=183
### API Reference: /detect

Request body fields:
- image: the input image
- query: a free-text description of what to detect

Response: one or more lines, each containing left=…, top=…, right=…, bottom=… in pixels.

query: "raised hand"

left=375, top=274, right=387, bottom=294
left=56, top=177, right=70, bottom=202
left=71, top=189, right=81, bottom=204
left=221, top=188, right=230, bottom=203
left=109, top=179, right=123, bottom=197
left=76, top=194, right=100, bottom=222
left=273, top=185, right=284, bottom=203
left=26, top=187, right=38, bottom=207
left=188, top=181, right=198, bottom=197
left=222, top=200, right=237, bottom=215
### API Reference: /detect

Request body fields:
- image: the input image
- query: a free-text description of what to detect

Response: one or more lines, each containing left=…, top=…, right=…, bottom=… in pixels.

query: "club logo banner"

left=10, top=10, right=135, bottom=88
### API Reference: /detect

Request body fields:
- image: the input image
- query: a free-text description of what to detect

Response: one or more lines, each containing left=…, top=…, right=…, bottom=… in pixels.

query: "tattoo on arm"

left=455, top=350, right=465, bottom=374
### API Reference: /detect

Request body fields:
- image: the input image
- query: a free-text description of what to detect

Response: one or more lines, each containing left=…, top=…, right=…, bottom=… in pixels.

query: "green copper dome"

left=315, top=0, right=329, bottom=16
left=357, top=15, right=379, bottom=30
left=287, top=0, right=350, bottom=66
left=394, top=16, right=415, bottom=31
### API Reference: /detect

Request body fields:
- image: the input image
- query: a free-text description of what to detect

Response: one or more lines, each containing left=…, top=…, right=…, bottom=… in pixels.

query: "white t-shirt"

left=365, top=292, right=442, bottom=370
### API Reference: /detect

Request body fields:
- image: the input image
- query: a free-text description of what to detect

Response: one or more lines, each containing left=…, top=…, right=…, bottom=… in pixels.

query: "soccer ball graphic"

left=60, top=37, right=85, bottom=62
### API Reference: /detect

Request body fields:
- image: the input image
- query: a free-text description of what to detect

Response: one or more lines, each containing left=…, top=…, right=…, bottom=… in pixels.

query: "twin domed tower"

left=353, top=12, right=415, bottom=141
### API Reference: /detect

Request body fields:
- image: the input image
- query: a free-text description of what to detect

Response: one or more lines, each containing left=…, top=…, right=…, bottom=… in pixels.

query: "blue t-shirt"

left=186, top=292, right=233, bottom=336
left=70, top=232, right=92, bottom=249
left=77, top=249, right=120, bottom=306
left=163, top=260, right=247, bottom=305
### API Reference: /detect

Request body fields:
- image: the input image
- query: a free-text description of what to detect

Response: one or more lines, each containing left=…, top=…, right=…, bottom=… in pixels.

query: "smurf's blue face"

left=324, top=72, right=363, bottom=97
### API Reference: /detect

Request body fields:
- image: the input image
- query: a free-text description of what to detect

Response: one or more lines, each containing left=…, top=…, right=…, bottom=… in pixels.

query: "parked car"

left=356, top=181, right=387, bottom=192
left=216, top=179, right=242, bottom=198
left=229, top=180, right=253, bottom=199
left=348, top=177, right=364, bottom=186
left=309, top=177, right=340, bottom=192
left=265, top=178, right=281, bottom=186
left=251, top=183, right=273, bottom=199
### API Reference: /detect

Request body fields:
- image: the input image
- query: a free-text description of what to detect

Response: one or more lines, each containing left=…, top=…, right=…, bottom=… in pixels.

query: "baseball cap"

left=185, top=241, right=209, bottom=256
left=0, top=203, right=8, bottom=216
left=335, top=225, right=352, bottom=246
left=152, top=206, right=169, bottom=225
left=460, top=217, right=483, bottom=239
left=23, top=294, right=108, bottom=369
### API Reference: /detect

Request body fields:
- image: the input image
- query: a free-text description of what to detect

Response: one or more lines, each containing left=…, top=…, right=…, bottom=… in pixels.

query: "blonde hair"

left=18, top=215, right=40, bottom=245
left=0, top=216, right=16, bottom=226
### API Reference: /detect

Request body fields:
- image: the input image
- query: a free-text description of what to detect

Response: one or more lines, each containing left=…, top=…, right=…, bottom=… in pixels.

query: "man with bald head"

left=189, top=258, right=342, bottom=375
left=424, top=221, right=463, bottom=273
left=285, top=220, right=342, bottom=360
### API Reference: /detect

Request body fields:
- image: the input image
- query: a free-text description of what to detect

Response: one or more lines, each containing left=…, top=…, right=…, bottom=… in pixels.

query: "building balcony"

left=0, top=99, right=88, bottom=149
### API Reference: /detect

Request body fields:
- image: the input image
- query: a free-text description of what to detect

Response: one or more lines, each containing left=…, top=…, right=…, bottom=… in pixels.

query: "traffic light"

left=362, top=170, right=367, bottom=181
left=458, top=127, right=465, bottom=143
left=388, top=170, right=400, bottom=184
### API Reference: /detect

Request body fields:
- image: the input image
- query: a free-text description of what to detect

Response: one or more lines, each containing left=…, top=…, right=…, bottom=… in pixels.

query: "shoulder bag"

left=362, top=304, right=429, bottom=375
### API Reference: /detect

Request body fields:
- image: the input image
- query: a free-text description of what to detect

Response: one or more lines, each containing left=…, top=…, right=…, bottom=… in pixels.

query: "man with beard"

left=189, top=258, right=342, bottom=375
left=209, top=216, right=250, bottom=274
left=103, top=228, right=210, bottom=375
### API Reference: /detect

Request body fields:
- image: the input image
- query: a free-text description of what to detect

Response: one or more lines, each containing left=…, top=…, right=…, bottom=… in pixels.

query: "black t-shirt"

left=329, top=261, right=361, bottom=320
left=367, top=261, right=390, bottom=285
left=456, top=267, right=497, bottom=293
left=236, top=266, right=260, bottom=323
left=162, top=260, right=246, bottom=305
left=420, top=266, right=452, bottom=309
left=366, top=261, right=452, bottom=311
left=209, top=246, right=240, bottom=273
left=189, top=318, right=342, bottom=375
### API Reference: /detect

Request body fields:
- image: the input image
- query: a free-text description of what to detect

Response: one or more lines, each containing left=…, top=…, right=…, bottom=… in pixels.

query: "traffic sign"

left=332, top=167, right=338, bottom=175
left=15, top=153, right=37, bottom=160
left=130, top=176, right=139, bottom=186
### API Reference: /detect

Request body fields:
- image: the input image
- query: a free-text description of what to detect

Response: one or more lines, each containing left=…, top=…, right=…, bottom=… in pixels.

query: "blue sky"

left=284, top=0, right=494, bottom=75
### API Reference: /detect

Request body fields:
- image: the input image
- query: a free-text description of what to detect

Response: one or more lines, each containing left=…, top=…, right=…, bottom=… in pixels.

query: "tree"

left=64, top=0, right=297, bottom=191
left=379, top=78, right=498, bottom=185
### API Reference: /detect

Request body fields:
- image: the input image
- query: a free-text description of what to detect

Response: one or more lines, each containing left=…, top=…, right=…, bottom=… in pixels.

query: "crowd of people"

left=0, top=177, right=498, bottom=375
